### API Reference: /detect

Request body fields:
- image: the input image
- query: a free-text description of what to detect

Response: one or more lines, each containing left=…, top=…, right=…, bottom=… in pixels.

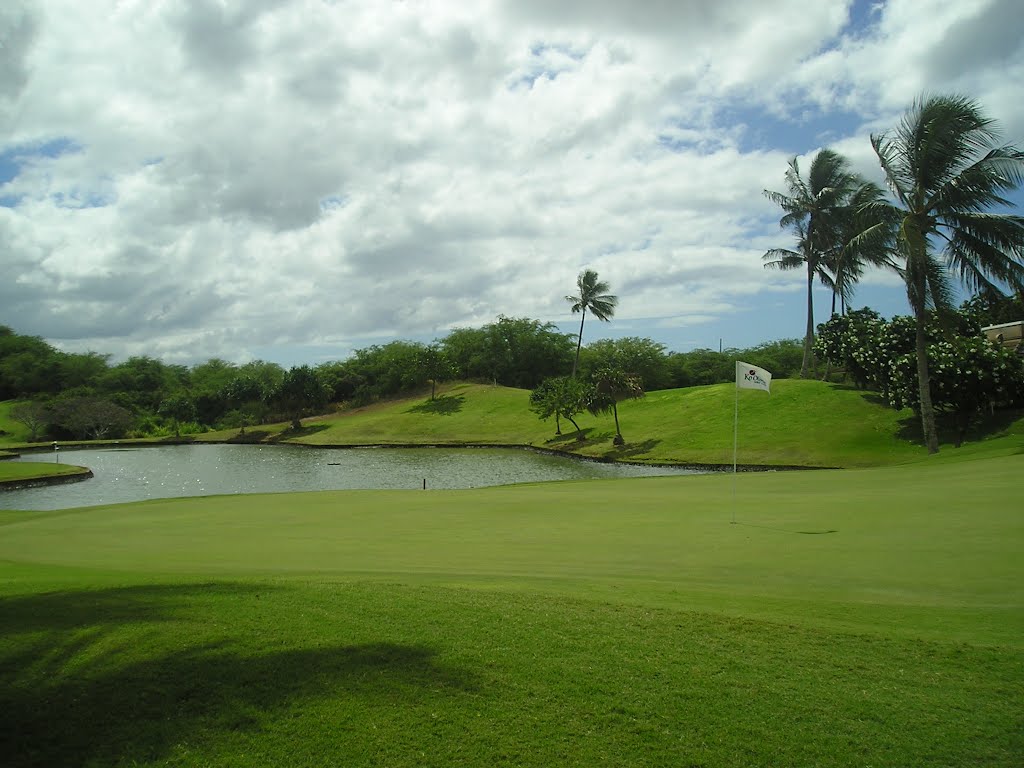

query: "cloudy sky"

left=2, top=0, right=1022, bottom=367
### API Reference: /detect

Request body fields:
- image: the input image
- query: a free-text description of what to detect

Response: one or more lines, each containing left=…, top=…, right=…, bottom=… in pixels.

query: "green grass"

left=2, top=447, right=1022, bottom=766
left=0, top=460, right=89, bottom=484
left=198, top=380, right=968, bottom=468
left=0, top=400, right=30, bottom=444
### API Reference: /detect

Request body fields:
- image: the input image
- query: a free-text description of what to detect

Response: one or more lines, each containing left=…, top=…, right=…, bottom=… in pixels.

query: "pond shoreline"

left=7, top=438, right=832, bottom=472
left=0, top=468, right=94, bottom=491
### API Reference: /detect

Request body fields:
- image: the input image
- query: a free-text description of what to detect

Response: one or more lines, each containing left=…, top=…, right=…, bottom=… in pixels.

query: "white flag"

left=736, top=361, right=771, bottom=393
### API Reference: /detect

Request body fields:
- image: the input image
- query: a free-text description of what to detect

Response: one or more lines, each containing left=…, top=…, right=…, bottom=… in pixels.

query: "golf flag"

left=736, top=361, right=771, bottom=393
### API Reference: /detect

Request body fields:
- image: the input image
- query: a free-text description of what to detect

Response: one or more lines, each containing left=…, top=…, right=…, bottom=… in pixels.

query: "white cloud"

left=1, top=0, right=1021, bottom=364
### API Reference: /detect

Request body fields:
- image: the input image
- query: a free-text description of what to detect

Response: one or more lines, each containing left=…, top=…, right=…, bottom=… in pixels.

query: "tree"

left=158, top=393, right=196, bottom=438
left=814, top=309, right=887, bottom=390
left=887, top=336, right=1024, bottom=447
left=577, top=337, right=670, bottom=390
left=419, top=344, right=452, bottom=400
left=51, top=396, right=134, bottom=440
left=763, top=149, right=862, bottom=377
left=441, top=317, right=574, bottom=388
left=867, top=94, right=1024, bottom=453
left=566, top=269, right=618, bottom=378
left=9, top=401, right=52, bottom=442
left=273, top=365, right=330, bottom=429
left=530, top=376, right=591, bottom=436
left=665, top=348, right=735, bottom=388
left=823, top=182, right=895, bottom=316
left=98, top=356, right=185, bottom=412
left=960, top=291, right=1024, bottom=328
left=587, top=367, right=644, bottom=445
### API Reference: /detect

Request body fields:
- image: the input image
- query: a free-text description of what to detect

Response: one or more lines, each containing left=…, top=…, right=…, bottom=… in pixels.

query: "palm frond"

left=762, top=248, right=804, bottom=270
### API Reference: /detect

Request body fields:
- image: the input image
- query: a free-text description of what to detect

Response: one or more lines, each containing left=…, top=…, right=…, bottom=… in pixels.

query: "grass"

left=2, top=444, right=1022, bottom=766
left=197, top=380, right=958, bottom=468
left=0, top=400, right=30, bottom=444
left=0, top=460, right=89, bottom=484
left=2, top=383, right=1022, bottom=765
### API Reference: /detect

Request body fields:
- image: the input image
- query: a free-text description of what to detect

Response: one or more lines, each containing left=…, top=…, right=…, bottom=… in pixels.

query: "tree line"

left=0, top=320, right=804, bottom=442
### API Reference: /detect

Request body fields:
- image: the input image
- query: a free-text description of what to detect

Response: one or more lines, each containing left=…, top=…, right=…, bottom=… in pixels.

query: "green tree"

left=442, top=317, right=573, bottom=388
left=814, top=309, right=887, bottom=389
left=0, top=332, right=62, bottom=398
left=887, top=336, right=1024, bottom=447
left=9, top=401, right=52, bottom=442
left=566, top=269, right=618, bottom=378
left=158, top=393, right=196, bottom=438
left=98, top=356, right=185, bottom=412
left=763, top=149, right=862, bottom=377
left=530, top=376, right=591, bottom=436
left=51, top=396, right=134, bottom=440
left=587, top=367, right=644, bottom=445
left=866, top=94, right=1024, bottom=453
left=824, top=182, right=895, bottom=316
left=273, top=365, right=330, bottom=429
left=960, top=291, right=1024, bottom=328
left=577, top=337, right=670, bottom=390
left=665, top=348, right=735, bottom=388
left=419, top=344, right=452, bottom=400
left=57, top=351, right=110, bottom=391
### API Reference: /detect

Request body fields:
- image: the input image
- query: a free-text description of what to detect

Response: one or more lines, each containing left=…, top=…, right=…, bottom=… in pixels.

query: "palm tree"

left=867, top=94, right=1024, bottom=453
left=763, top=149, right=861, bottom=377
left=587, top=366, right=644, bottom=445
left=566, top=269, right=618, bottom=377
left=823, top=181, right=896, bottom=316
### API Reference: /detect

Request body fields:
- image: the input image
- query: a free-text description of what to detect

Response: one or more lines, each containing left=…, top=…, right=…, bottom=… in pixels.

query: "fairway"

left=2, top=451, right=1022, bottom=766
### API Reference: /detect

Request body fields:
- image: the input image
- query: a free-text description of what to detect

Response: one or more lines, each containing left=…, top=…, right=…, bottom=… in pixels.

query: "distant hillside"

left=198, top=379, right=1014, bottom=468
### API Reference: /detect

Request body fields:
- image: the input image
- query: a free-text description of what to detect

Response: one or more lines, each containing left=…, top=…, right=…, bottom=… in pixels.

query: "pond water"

left=2, top=444, right=707, bottom=511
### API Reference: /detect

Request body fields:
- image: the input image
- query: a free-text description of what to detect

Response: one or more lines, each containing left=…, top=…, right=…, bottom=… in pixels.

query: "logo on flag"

left=736, top=361, right=771, bottom=393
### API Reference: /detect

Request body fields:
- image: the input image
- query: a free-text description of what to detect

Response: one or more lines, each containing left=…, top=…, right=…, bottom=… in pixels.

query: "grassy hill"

left=200, top=379, right=1023, bottom=468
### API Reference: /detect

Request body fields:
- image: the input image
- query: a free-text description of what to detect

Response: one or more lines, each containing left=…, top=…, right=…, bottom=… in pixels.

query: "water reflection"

left=3, top=444, right=705, bottom=511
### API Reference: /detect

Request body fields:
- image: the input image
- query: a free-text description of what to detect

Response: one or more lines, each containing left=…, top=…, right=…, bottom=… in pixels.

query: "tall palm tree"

left=566, top=269, right=617, bottom=377
left=824, top=181, right=896, bottom=316
left=868, top=94, right=1024, bottom=453
left=763, top=149, right=861, bottom=377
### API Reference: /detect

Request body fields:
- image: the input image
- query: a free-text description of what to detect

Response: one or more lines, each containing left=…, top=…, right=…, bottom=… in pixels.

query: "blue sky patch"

left=0, top=137, right=84, bottom=208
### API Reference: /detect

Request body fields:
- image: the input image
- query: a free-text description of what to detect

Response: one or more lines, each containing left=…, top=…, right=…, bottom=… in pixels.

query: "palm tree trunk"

left=612, top=402, right=623, bottom=444
left=801, top=262, right=815, bottom=377
left=914, top=311, right=940, bottom=454
left=571, top=309, right=587, bottom=378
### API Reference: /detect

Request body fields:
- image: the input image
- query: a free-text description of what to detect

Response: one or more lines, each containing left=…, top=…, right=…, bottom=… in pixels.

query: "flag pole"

left=732, top=361, right=771, bottom=526
left=732, top=365, right=738, bottom=524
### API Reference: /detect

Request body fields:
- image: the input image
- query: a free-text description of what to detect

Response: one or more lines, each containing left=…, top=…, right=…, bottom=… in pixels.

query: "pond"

left=2, top=444, right=708, bottom=511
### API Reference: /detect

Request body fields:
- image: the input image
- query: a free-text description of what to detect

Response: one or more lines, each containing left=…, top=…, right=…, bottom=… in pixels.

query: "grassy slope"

left=198, top=379, right=959, bottom=468
left=0, top=400, right=29, bottom=444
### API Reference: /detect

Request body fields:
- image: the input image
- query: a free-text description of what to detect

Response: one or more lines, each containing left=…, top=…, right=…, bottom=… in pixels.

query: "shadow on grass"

left=601, top=438, right=661, bottom=460
left=269, top=423, right=331, bottom=441
left=544, top=428, right=594, bottom=445
left=406, top=395, right=465, bottom=416
left=0, top=584, right=479, bottom=768
left=895, top=407, right=1023, bottom=447
left=226, top=429, right=273, bottom=443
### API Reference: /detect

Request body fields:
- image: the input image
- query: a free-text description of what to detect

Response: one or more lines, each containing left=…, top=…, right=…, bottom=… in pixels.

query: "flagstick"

left=732, top=375, right=738, bottom=524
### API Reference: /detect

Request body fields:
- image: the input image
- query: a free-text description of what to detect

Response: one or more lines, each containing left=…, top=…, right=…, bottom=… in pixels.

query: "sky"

left=1, top=0, right=1023, bottom=368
